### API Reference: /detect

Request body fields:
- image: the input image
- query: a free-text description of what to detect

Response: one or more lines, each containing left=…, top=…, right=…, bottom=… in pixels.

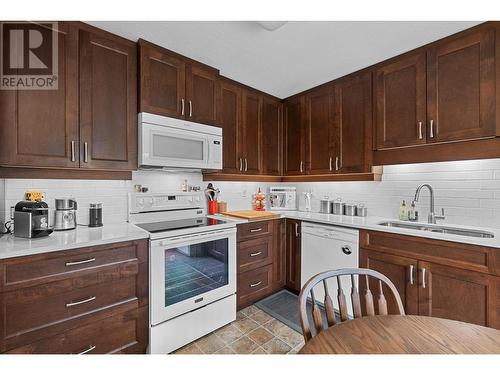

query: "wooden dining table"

left=299, top=315, right=500, bottom=354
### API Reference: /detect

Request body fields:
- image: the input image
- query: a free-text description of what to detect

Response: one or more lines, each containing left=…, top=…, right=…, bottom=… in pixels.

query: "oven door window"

left=164, top=238, right=229, bottom=307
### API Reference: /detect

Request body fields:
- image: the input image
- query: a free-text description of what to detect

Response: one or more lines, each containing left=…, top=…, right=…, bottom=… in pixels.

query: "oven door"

left=140, top=122, right=209, bottom=169
left=150, top=228, right=236, bottom=325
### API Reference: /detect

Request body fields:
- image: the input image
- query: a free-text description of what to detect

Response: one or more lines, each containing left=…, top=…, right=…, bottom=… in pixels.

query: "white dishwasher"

left=301, top=222, right=359, bottom=317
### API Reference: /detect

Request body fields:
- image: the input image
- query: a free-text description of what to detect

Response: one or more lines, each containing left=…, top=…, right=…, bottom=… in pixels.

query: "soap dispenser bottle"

left=399, top=200, right=409, bottom=221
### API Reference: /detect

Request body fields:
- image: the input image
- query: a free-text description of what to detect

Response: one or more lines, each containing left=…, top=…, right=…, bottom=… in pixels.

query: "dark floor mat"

left=255, top=289, right=338, bottom=334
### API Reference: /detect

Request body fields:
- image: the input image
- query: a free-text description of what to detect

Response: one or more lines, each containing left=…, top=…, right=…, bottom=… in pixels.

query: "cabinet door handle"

left=250, top=281, right=262, bottom=288
left=250, top=251, right=262, bottom=257
left=181, top=98, right=185, bottom=116
left=300, top=161, right=304, bottom=173
left=409, top=264, right=414, bottom=285
left=189, top=100, right=193, bottom=117
left=335, top=156, right=340, bottom=171
left=239, top=157, right=243, bottom=172
left=66, top=296, right=96, bottom=308
left=429, top=120, right=434, bottom=138
left=244, top=158, right=248, bottom=172
left=71, top=141, right=76, bottom=162
left=66, top=257, right=96, bottom=267
left=77, top=345, right=96, bottom=355
left=295, top=222, right=299, bottom=237
left=422, top=268, right=427, bottom=289
left=418, top=122, right=423, bottom=140
left=250, top=228, right=262, bottom=233
left=84, top=142, right=89, bottom=163
left=329, top=157, right=333, bottom=171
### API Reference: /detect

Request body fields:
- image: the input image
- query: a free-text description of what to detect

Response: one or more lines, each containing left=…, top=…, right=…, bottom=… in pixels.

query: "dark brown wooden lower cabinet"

left=285, top=219, right=302, bottom=294
left=359, top=249, right=418, bottom=315
left=236, top=219, right=284, bottom=309
left=360, top=230, right=500, bottom=329
left=418, top=261, right=499, bottom=329
left=0, top=239, right=148, bottom=354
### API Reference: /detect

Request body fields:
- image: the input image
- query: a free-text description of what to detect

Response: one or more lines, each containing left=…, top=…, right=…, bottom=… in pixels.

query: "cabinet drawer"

left=7, top=307, right=147, bottom=354
left=238, top=236, right=273, bottom=272
left=3, top=276, right=138, bottom=340
left=237, top=264, right=273, bottom=308
left=360, top=230, right=494, bottom=275
left=1, top=241, right=143, bottom=289
left=237, top=221, right=272, bottom=241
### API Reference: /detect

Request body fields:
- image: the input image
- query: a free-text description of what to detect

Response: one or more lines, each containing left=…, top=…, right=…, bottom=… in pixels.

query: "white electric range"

left=128, top=192, right=237, bottom=354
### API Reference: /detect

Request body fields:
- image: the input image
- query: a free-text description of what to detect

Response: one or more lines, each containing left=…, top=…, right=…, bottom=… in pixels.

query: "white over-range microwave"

left=139, top=112, right=223, bottom=171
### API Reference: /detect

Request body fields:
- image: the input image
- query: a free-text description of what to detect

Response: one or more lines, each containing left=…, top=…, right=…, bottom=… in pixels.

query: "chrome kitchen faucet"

left=413, top=183, right=446, bottom=224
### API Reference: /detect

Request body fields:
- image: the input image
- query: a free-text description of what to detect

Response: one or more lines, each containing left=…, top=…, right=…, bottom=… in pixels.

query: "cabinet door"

left=241, top=90, right=261, bottom=174
left=374, top=53, right=427, bottom=149
left=262, top=97, right=282, bottom=175
left=138, top=41, right=185, bottom=119
left=218, top=79, right=242, bottom=174
left=79, top=29, right=137, bottom=170
left=186, top=64, right=218, bottom=125
left=0, top=22, right=79, bottom=168
left=427, top=28, right=495, bottom=143
left=418, top=261, right=499, bottom=329
left=306, top=86, right=334, bottom=174
left=333, top=72, right=372, bottom=173
left=272, top=219, right=286, bottom=290
left=285, top=219, right=301, bottom=293
left=360, top=249, right=418, bottom=315
left=284, top=96, right=306, bottom=175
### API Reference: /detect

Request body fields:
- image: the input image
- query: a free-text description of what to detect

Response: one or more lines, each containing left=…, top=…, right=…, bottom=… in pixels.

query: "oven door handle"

left=154, top=228, right=236, bottom=247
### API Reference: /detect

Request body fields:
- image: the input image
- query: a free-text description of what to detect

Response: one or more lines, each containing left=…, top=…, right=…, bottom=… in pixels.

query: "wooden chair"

left=298, top=268, right=405, bottom=342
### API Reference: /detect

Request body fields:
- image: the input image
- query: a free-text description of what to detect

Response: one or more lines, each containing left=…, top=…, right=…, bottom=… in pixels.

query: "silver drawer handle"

left=429, top=120, right=434, bottom=138
left=329, top=157, right=333, bottom=172
left=181, top=98, right=185, bottom=116
left=335, top=156, right=340, bottom=171
left=418, top=122, right=423, bottom=140
left=189, top=100, right=193, bottom=117
left=409, top=264, right=414, bottom=285
left=250, top=228, right=263, bottom=233
left=422, top=268, right=427, bottom=289
left=66, top=296, right=96, bottom=308
left=84, top=142, right=89, bottom=163
left=77, top=345, right=96, bottom=355
left=250, top=251, right=262, bottom=257
left=66, top=258, right=96, bottom=267
left=239, top=157, right=243, bottom=172
left=244, top=158, right=248, bottom=172
left=250, top=281, right=262, bottom=288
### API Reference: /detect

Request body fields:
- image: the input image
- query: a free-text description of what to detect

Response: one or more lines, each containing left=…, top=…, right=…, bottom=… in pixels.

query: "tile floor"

left=174, top=305, right=305, bottom=354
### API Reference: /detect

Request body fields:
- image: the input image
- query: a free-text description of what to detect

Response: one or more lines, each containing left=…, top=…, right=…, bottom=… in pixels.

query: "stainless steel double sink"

left=377, top=221, right=494, bottom=238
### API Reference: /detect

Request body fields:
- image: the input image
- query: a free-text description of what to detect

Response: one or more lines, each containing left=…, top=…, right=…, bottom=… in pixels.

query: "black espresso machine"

left=14, top=201, right=53, bottom=238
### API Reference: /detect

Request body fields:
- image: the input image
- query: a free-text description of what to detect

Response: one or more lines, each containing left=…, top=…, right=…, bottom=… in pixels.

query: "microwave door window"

left=164, top=238, right=229, bottom=307
left=152, top=133, right=204, bottom=161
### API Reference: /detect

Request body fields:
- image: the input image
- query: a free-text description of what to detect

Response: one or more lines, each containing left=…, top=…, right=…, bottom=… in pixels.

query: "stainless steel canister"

left=319, top=198, right=330, bottom=214
left=356, top=204, right=368, bottom=217
left=331, top=198, right=344, bottom=215
left=343, top=203, right=357, bottom=216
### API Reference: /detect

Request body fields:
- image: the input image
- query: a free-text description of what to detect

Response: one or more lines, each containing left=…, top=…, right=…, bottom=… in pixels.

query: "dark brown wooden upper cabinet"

left=427, top=28, right=495, bottom=143
left=306, top=86, right=335, bottom=174
left=262, top=97, right=282, bottom=175
left=79, top=27, right=137, bottom=170
left=284, top=96, right=306, bottom=175
left=333, top=72, right=372, bottom=174
left=138, top=41, right=185, bottom=119
left=374, top=52, right=427, bottom=150
left=186, top=64, right=218, bottom=125
left=0, top=22, right=79, bottom=169
left=218, top=79, right=242, bottom=174
left=138, top=40, right=218, bottom=125
left=241, top=89, right=262, bottom=174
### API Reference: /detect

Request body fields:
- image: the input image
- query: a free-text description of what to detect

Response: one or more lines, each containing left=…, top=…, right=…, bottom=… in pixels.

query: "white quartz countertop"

left=0, top=223, right=149, bottom=260
left=213, top=211, right=500, bottom=249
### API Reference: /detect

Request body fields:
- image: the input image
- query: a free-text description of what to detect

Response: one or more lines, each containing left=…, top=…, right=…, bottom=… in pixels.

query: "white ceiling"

left=88, top=21, right=481, bottom=99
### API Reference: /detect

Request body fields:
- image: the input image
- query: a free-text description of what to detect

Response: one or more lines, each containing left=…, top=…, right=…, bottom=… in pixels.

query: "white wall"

left=2, top=158, right=500, bottom=230
left=1, top=171, right=204, bottom=226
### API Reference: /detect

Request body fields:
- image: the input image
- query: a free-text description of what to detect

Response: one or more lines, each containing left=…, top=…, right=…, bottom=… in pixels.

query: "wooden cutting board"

left=223, top=210, right=280, bottom=221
